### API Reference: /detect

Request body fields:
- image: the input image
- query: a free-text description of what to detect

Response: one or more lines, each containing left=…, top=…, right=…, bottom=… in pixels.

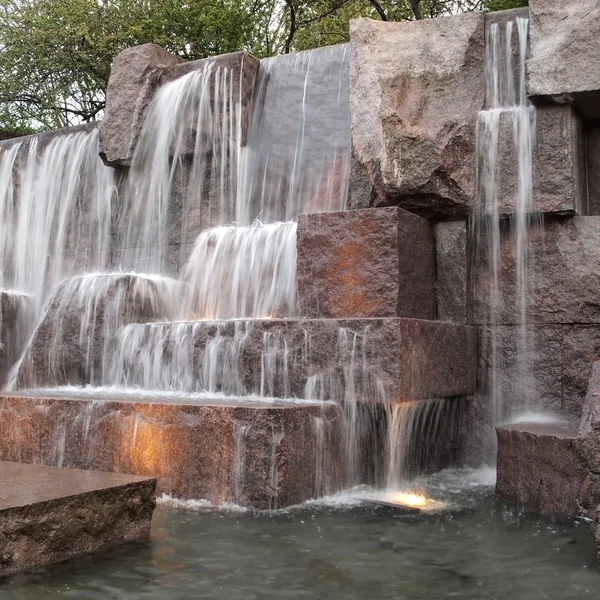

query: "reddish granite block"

left=0, top=461, right=155, bottom=576
left=297, top=207, right=435, bottom=319
left=496, top=421, right=584, bottom=516
left=0, top=393, right=343, bottom=510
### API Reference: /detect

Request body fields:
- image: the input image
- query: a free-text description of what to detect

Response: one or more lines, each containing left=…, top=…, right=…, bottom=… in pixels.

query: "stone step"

left=23, top=317, right=476, bottom=402
left=495, top=421, right=584, bottom=515
left=0, top=461, right=155, bottom=577
left=0, top=392, right=342, bottom=510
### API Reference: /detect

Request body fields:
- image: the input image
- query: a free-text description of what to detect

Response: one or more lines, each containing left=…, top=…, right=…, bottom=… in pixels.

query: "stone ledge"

left=0, top=394, right=343, bottom=510
left=0, top=461, right=155, bottom=577
left=98, top=318, right=476, bottom=402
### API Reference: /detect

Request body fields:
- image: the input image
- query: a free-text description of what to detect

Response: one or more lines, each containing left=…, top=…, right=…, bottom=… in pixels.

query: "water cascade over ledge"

left=474, top=15, right=538, bottom=430
left=0, top=35, right=475, bottom=507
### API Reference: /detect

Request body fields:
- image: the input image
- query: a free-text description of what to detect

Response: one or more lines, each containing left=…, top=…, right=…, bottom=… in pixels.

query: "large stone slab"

left=106, top=318, right=476, bottom=403
left=350, top=13, right=485, bottom=218
left=474, top=216, right=600, bottom=324
left=0, top=393, right=342, bottom=510
left=527, top=0, right=600, bottom=101
left=99, top=44, right=182, bottom=166
left=297, top=208, right=435, bottom=319
left=496, top=421, right=584, bottom=516
left=0, top=461, right=155, bottom=576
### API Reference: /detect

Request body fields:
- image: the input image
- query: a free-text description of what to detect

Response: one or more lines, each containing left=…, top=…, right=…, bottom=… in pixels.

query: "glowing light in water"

left=384, top=491, right=446, bottom=511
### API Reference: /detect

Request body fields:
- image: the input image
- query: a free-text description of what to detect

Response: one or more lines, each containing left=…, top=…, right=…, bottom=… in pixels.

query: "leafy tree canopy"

left=0, top=0, right=527, bottom=132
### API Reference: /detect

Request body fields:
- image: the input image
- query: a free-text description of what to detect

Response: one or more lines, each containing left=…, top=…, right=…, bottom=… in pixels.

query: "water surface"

left=2, top=470, right=598, bottom=599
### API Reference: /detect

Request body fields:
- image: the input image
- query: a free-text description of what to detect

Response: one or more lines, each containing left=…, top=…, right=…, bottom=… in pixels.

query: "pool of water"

left=2, top=469, right=599, bottom=599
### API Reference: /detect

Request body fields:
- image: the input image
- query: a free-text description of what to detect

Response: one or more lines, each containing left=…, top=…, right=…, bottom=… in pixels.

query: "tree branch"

left=367, top=0, right=388, bottom=20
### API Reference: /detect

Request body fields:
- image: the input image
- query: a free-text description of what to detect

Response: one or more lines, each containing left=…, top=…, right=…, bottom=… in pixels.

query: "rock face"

left=571, top=362, right=600, bottom=556
left=587, top=126, right=600, bottom=215
left=99, top=44, right=182, bottom=166
left=297, top=207, right=435, bottom=319
left=527, top=0, right=600, bottom=100
left=0, top=394, right=342, bottom=510
left=350, top=14, right=485, bottom=218
left=474, top=216, right=600, bottom=325
left=531, top=104, right=586, bottom=215
left=478, top=325, right=563, bottom=415
left=472, top=214, right=600, bottom=419
left=434, top=220, right=469, bottom=323
left=492, top=104, right=585, bottom=215
left=0, top=461, right=155, bottom=576
left=495, top=421, right=584, bottom=516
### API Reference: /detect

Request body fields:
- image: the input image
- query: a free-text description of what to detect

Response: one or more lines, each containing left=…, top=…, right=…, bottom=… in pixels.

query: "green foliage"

left=0, top=0, right=510, bottom=131
left=0, top=0, right=255, bottom=129
left=484, top=0, right=528, bottom=11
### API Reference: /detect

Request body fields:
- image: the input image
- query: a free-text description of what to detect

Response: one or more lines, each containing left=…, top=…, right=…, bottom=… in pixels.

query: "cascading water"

left=181, top=220, right=297, bottom=320
left=475, top=16, right=537, bottom=427
left=0, top=40, right=452, bottom=499
left=240, top=44, right=350, bottom=223
left=0, top=127, right=116, bottom=383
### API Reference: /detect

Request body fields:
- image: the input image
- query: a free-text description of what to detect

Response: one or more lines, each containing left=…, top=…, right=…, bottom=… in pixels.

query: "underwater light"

left=386, top=492, right=446, bottom=511
left=361, top=490, right=447, bottom=512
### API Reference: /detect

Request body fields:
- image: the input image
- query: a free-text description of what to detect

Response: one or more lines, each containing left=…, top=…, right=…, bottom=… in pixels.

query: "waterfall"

left=475, top=16, right=537, bottom=425
left=385, top=399, right=447, bottom=489
left=241, top=44, right=350, bottom=223
left=0, top=128, right=115, bottom=382
left=181, top=220, right=297, bottom=320
left=117, top=63, right=245, bottom=273
left=0, top=129, right=114, bottom=315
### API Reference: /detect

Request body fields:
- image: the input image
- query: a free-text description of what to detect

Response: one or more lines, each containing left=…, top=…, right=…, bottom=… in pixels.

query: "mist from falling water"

left=475, top=16, right=536, bottom=427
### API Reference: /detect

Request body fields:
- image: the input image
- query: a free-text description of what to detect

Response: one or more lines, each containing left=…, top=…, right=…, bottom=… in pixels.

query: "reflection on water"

left=1, top=469, right=598, bottom=599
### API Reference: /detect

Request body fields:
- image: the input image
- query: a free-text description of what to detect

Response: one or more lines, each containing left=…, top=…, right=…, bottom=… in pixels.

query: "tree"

left=485, top=0, right=527, bottom=11
left=0, top=0, right=519, bottom=132
left=0, top=0, right=256, bottom=129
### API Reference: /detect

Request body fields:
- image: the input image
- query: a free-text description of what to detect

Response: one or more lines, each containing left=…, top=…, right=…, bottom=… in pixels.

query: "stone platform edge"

left=0, top=461, right=156, bottom=577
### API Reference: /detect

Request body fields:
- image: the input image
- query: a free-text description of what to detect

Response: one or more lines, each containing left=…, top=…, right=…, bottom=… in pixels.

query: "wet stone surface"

left=0, top=462, right=156, bottom=577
